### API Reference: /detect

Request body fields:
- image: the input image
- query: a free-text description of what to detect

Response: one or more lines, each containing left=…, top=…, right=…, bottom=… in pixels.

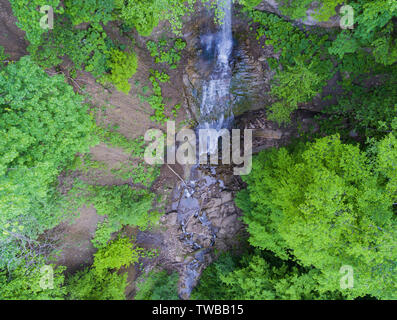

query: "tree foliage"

left=329, top=0, right=397, bottom=65
left=66, top=237, right=144, bottom=300
left=102, top=49, right=138, bottom=94
left=93, top=237, right=143, bottom=275
left=193, top=252, right=342, bottom=300
left=66, top=268, right=128, bottom=300
left=0, top=56, right=97, bottom=269
left=64, top=0, right=115, bottom=26
left=9, top=0, right=63, bottom=46
left=245, top=9, right=334, bottom=124
left=67, top=181, right=159, bottom=231
left=115, top=0, right=196, bottom=36
left=135, top=269, right=179, bottom=300
left=236, top=134, right=397, bottom=299
left=0, top=263, right=66, bottom=300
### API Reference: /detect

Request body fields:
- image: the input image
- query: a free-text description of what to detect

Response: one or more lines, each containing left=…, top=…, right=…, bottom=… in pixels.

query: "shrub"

left=67, top=237, right=145, bottom=300
left=146, top=38, right=186, bottom=69
left=66, top=268, right=128, bottom=300
left=67, top=181, right=159, bottom=230
left=93, top=237, right=143, bottom=275
left=102, top=49, right=138, bottom=94
left=116, top=0, right=195, bottom=36
left=0, top=263, right=66, bottom=300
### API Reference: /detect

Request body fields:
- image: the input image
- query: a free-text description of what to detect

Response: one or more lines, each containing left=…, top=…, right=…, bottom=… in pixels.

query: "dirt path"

left=49, top=206, right=103, bottom=274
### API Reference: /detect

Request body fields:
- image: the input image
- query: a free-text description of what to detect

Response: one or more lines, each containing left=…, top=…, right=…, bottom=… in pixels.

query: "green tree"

left=66, top=268, right=128, bottom=300
left=93, top=237, right=143, bottom=275
left=192, top=252, right=341, bottom=300
left=66, top=237, right=144, bottom=300
left=67, top=181, right=159, bottom=231
left=269, top=58, right=327, bottom=124
left=244, top=9, right=334, bottom=124
left=0, top=263, right=66, bottom=300
left=0, top=46, right=9, bottom=68
left=102, top=49, right=138, bottom=94
left=324, top=0, right=397, bottom=65
left=319, top=73, right=397, bottom=140
left=64, top=0, right=115, bottom=26
left=236, top=134, right=397, bottom=299
left=135, top=269, right=179, bottom=300
left=275, top=0, right=343, bottom=21
left=9, top=0, right=63, bottom=46
left=0, top=56, right=97, bottom=269
left=115, top=0, right=195, bottom=36
left=191, top=253, right=240, bottom=300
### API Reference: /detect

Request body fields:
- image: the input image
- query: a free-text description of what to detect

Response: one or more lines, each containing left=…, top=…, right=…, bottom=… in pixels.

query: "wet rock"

left=221, top=201, right=238, bottom=216
left=210, top=217, right=224, bottom=227
left=161, top=211, right=178, bottom=226
left=255, top=0, right=280, bottom=14
left=220, top=191, right=233, bottom=204
left=220, top=214, right=239, bottom=231
left=186, top=219, right=208, bottom=235
left=206, top=208, right=220, bottom=219
left=204, top=198, right=222, bottom=209
left=192, top=234, right=212, bottom=248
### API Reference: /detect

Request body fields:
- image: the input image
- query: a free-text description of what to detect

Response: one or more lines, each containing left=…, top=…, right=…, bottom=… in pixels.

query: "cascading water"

left=176, top=0, right=234, bottom=299
left=198, top=0, right=234, bottom=148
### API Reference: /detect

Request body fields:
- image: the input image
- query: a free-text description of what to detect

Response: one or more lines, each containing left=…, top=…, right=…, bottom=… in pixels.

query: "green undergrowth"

left=137, top=69, right=182, bottom=124
left=135, top=269, right=179, bottom=300
left=67, top=180, right=160, bottom=231
left=66, top=236, right=147, bottom=300
left=96, top=126, right=161, bottom=186
left=146, top=38, right=186, bottom=69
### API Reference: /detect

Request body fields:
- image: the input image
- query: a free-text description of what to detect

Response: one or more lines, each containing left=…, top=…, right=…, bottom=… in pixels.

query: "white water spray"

left=198, top=0, right=234, bottom=154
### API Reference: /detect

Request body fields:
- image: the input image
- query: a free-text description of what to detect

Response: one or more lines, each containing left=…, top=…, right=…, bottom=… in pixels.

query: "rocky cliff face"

left=181, top=4, right=277, bottom=120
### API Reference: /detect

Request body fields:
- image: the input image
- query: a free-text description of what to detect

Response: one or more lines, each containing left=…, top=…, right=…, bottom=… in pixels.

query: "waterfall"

left=177, top=0, right=234, bottom=299
left=198, top=0, right=234, bottom=153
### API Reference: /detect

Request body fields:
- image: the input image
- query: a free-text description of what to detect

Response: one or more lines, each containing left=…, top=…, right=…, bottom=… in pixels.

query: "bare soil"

left=51, top=205, right=104, bottom=274
left=0, top=0, right=28, bottom=60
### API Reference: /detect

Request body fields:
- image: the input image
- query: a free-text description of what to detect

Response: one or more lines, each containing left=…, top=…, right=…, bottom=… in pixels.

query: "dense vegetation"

left=0, top=0, right=395, bottom=301
left=0, top=56, right=97, bottom=270
left=135, top=269, right=180, bottom=300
